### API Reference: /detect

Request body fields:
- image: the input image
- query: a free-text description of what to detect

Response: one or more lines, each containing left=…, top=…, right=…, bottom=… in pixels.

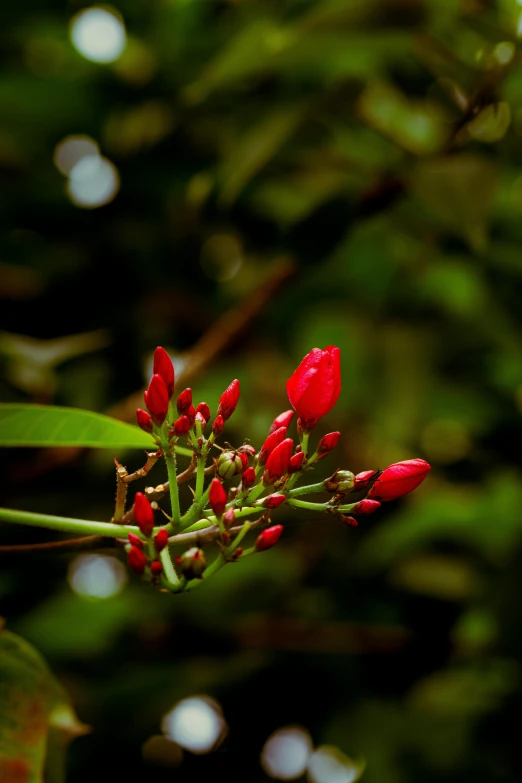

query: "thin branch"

left=0, top=536, right=105, bottom=555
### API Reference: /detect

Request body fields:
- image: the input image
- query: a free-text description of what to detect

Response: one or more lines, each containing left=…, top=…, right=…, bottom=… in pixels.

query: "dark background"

left=2, top=1, right=522, bottom=781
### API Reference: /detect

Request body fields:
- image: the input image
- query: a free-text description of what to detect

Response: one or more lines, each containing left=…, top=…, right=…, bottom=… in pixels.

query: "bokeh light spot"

left=261, top=725, right=313, bottom=780
left=68, top=554, right=127, bottom=599
left=67, top=155, right=120, bottom=208
left=307, top=746, right=363, bottom=783
left=53, top=135, right=100, bottom=176
left=161, top=696, right=227, bottom=754
left=70, top=7, right=126, bottom=64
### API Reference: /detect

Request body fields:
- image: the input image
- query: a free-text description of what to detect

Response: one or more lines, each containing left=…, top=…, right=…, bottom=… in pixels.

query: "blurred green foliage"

left=2, top=0, right=522, bottom=781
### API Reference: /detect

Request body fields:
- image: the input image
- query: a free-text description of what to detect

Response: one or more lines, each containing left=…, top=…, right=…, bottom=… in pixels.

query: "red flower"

left=144, top=374, right=169, bottom=426
left=154, top=529, right=169, bottom=552
left=258, top=426, right=288, bottom=466
left=350, top=499, right=381, bottom=516
left=153, top=347, right=175, bottom=399
left=209, top=478, right=227, bottom=518
left=255, top=525, right=283, bottom=551
left=286, top=346, right=341, bottom=430
left=261, top=493, right=286, bottom=509
left=368, top=459, right=431, bottom=502
left=177, top=388, right=192, bottom=414
left=133, top=492, right=155, bottom=537
left=317, top=431, right=341, bottom=458
left=128, top=546, right=147, bottom=575
left=136, top=408, right=153, bottom=434
left=353, top=470, right=376, bottom=490
left=263, top=438, right=293, bottom=484
left=269, top=410, right=294, bottom=435
left=217, top=379, right=240, bottom=420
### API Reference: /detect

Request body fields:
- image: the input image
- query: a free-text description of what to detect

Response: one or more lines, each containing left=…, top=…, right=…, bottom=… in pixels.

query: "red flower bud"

left=209, top=478, right=227, bottom=518
left=367, top=459, right=431, bottom=502
left=178, top=547, right=207, bottom=579
left=212, top=415, right=225, bottom=437
left=195, top=402, right=211, bottom=421
left=133, top=492, right=155, bottom=537
left=128, top=546, right=147, bottom=574
left=354, top=470, right=377, bottom=490
left=153, top=346, right=175, bottom=399
left=170, top=415, right=190, bottom=437
left=286, top=346, right=341, bottom=430
left=242, top=466, right=256, bottom=489
left=177, top=388, right=192, bottom=414
left=150, top=561, right=163, bottom=577
left=350, top=499, right=381, bottom=516
left=136, top=408, right=153, bottom=434
left=258, top=426, right=287, bottom=466
left=239, top=444, right=257, bottom=457
left=195, top=411, right=207, bottom=429
left=342, top=515, right=358, bottom=527
left=144, top=373, right=169, bottom=426
left=263, top=438, right=293, bottom=484
left=239, top=452, right=249, bottom=471
left=186, top=404, right=196, bottom=424
left=288, top=451, right=305, bottom=474
left=154, top=528, right=169, bottom=552
left=261, top=493, right=286, bottom=509
left=255, top=524, right=283, bottom=551
left=217, top=379, right=240, bottom=420
left=317, top=431, right=341, bottom=457
left=223, top=507, right=236, bottom=527
left=269, top=410, right=295, bottom=435
left=128, top=532, right=144, bottom=550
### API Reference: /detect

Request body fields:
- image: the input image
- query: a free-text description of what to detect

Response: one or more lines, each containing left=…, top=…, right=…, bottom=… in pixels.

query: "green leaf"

left=0, top=628, right=88, bottom=783
left=0, top=404, right=155, bottom=450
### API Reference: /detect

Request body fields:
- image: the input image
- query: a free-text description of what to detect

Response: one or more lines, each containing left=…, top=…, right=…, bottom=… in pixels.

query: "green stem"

left=195, top=444, right=207, bottom=504
left=227, top=521, right=251, bottom=554
left=287, top=481, right=326, bottom=497
left=185, top=505, right=259, bottom=532
left=300, top=430, right=310, bottom=455
left=245, top=481, right=272, bottom=505
left=287, top=498, right=329, bottom=512
left=161, top=438, right=182, bottom=529
left=160, top=546, right=180, bottom=586
left=0, top=507, right=142, bottom=538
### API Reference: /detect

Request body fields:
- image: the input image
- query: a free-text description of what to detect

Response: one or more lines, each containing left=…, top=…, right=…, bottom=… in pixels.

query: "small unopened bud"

left=217, top=379, right=240, bottom=420
left=288, top=451, right=305, bottom=474
left=128, top=533, right=144, bottom=550
left=342, top=515, right=358, bottom=527
left=223, top=507, right=236, bottom=527
left=133, top=492, right=155, bottom=537
left=136, top=408, right=153, bottom=434
left=263, top=438, right=293, bottom=484
left=324, top=470, right=355, bottom=493
left=258, top=426, right=287, bottom=466
left=186, top=404, right=196, bottom=424
left=150, top=561, right=163, bottom=577
left=154, top=528, right=169, bottom=551
left=177, top=388, right=192, bottom=414
left=233, top=547, right=243, bottom=559
left=242, top=466, right=256, bottom=489
left=209, top=478, right=227, bottom=518
left=351, top=499, right=381, bottom=516
left=212, top=415, right=225, bottom=437
left=128, top=546, right=147, bottom=574
left=269, top=410, right=295, bottom=435
left=317, top=431, right=341, bottom=458
left=261, top=493, right=286, bottom=509
left=178, top=547, right=207, bottom=579
left=195, top=402, right=211, bottom=421
left=354, top=470, right=377, bottom=490
left=238, top=444, right=256, bottom=457
left=144, top=374, right=169, bottom=426
left=153, top=347, right=175, bottom=399
left=195, top=411, right=207, bottom=429
left=255, top=525, right=283, bottom=551
left=217, top=451, right=243, bottom=479
left=238, top=451, right=249, bottom=471
left=170, top=415, right=190, bottom=438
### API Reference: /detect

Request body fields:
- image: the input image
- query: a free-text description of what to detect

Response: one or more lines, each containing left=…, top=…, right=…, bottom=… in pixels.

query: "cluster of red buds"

left=120, top=345, right=430, bottom=593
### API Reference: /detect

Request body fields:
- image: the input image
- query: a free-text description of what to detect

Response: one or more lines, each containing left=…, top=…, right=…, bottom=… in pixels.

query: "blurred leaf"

left=389, top=554, right=480, bottom=600
left=466, top=102, right=511, bottom=143
left=410, top=155, right=498, bottom=252
left=219, top=104, right=306, bottom=205
left=0, top=628, right=88, bottom=783
left=0, top=404, right=155, bottom=450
